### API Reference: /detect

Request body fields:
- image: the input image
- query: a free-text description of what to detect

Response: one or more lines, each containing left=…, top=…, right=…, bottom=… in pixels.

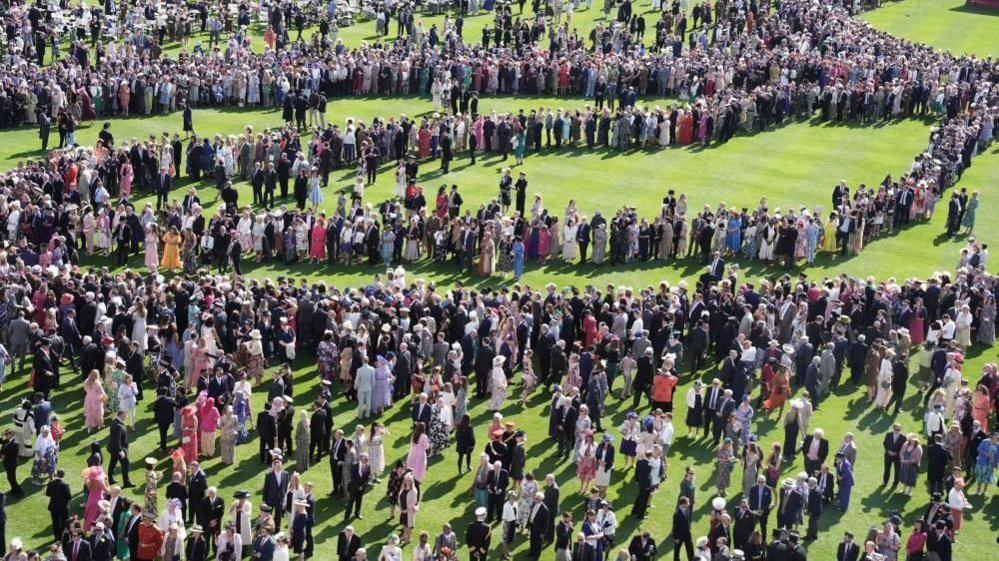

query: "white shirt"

left=502, top=501, right=518, bottom=523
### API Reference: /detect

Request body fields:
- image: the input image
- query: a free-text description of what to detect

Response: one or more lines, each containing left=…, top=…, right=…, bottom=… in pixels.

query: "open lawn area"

left=861, top=0, right=999, bottom=58
left=3, top=2, right=999, bottom=561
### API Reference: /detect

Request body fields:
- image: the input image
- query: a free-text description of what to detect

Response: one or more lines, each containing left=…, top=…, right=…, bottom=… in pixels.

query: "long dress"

left=181, top=410, right=199, bottom=461
left=406, top=434, right=430, bottom=482
left=161, top=232, right=181, bottom=269
left=82, top=467, right=107, bottom=528
left=219, top=413, right=238, bottom=465
left=478, top=236, right=495, bottom=276
left=369, top=432, right=385, bottom=475
left=84, top=380, right=107, bottom=429
left=145, top=230, right=159, bottom=269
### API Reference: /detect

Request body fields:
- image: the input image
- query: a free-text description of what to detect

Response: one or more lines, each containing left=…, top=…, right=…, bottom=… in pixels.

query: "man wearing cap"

left=262, top=458, right=289, bottom=528
left=466, top=507, right=491, bottom=561
left=336, top=525, right=362, bottom=561
left=134, top=514, right=163, bottom=561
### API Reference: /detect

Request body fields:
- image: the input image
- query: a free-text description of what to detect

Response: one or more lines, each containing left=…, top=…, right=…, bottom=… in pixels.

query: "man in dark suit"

left=345, top=453, right=371, bottom=519
left=64, top=523, right=94, bottom=561
left=262, top=458, right=289, bottom=528
left=631, top=451, right=653, bottom=519
left=329, top=430, right=347, bottom=496
left=628, top=531, right=656, bottom=561
left=2, top=429, right=22, bottom=497
left=197, top=487, right=224, bottom=556
left=733, top=499, right=757, bottom=551
left=90, top=521, right=115, bottom=561
left=466, top=507, right=491, bottom=561
left=187, top=462, right=208, bottom=525
left=156, top=166, right=172, bottom=211
left=411, top=394, right=432, bottom=426
left=671, top=496, right=694, bottom=561
left=836, top=531, right=859, bottom=561
left=251, top=524, right=275, bottom=561
left=485, top=461, right=509, bottom=523
left=804, top=477, right=823, bottom=541
left=123, top=504, right=143, bottom=559
left=257, top=403, right=277, bottom=463
left=747, top=476, right=773, bottom=538
left=46, top=469, right=72, bottom=540
left=107, top=411, right=133, bottom=487
left=336, top=526, right=362, bottom=561
left=527, top=491, right=549, bottom=557
left=576, top=220, right=592, bottom=263
left=801, top=429, right=829, bottom=475
left=882, top=423, right=905, bottom=486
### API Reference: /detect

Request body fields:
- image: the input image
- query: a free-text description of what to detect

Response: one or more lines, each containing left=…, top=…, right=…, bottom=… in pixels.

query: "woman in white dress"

left=368, top=422, right=389, bottom=478
left=874, top=349, right=895, bottom=409
left=131, top=302, right=149, bottom=353
left=562, top=219, right=579, bottom=262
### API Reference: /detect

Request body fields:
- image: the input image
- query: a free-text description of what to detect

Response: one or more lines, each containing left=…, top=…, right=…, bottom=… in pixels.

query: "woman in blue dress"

left=527, top=225, right=540, bottom=260
left=372, top=356, right=393, bottom=416
left=726, top=214, right=742, bottom=253
left=512, top=237, right=525, bottom=279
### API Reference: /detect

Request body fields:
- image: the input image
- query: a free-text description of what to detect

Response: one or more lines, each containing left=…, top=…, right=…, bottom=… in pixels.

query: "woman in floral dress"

left=317, top=332, right=338, bottom=381
left=182, top=230, right=198, bottom=274
left=32, top=425, right=59, bottom=483
left=295, top=411, right=311, bottom=470
left=84, top=369, right=107, bottom=432
left=428, top=399, right=452, bottom=456
left=715, top=438, right=735, bottom=497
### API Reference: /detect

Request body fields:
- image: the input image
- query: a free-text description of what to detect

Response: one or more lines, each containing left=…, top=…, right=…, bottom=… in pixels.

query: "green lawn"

left=4, top=2, right=999, bottom=560
left=862, top=0, right=999, bottom=58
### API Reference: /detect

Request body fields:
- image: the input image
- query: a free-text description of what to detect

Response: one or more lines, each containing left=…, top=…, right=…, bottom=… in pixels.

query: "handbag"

left=286, top=344, right=296, bottom=361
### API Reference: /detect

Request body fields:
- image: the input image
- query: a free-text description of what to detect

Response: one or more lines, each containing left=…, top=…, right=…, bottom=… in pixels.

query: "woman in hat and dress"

left=618, top=412, right=640, bottom=469
left=488, top=356, right=508, bottom=411
left=294, top=412, right=310, bottom=470
left=406, top=423, right=430, bottom=484
left=763, top=362, right=790, bottom=418
left=398, top=474, right=420, bottom=544
left=371, top=355, right=394, bottom=416
left=82, top=464, right=109, bottom=528
left=143, top=458, right=163, bottom=514
left=898, top=433, right=923, bottom=496
left=181, top=405, right=200, bottom=462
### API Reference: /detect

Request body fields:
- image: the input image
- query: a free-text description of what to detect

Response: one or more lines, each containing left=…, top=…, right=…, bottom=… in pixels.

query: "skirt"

left=595, top=465, right=612, bottom=487
left=619, top=439, right=637, bottom=457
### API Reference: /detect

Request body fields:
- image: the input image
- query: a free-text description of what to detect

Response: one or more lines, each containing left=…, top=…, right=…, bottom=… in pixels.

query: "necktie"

left=73, top=541, right=79, bottom=561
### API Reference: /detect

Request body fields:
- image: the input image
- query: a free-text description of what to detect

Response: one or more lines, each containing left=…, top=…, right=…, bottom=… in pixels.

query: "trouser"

left=883, top=455, right=900, bottom=485
left=7, top=466, right=23, bottom=494
left=806, top=512, right=819, bottom=538
left=487, top=493, right=503, bottom=522
left=273, top=509, right=283, bottom=529
left=158, top=422, right=170, bottom=450
left=108, top=452, right=131, bottom=484
left=345, top=490, right=363, bottom=517
left=673, top=537, right=693, bottom=561
left=51, top=511, right=68, bottom=541
left=887, top=387, right=905, bottom=415
left=457, top=451, right=472, bottom=472
left=631, top=486, right=650, bottom=517
left=331, top=461, right=344, bottom=494
left=357, top=390, right=371, bottom=418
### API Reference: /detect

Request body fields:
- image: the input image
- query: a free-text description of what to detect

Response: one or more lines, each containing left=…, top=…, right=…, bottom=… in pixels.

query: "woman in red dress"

left=418, top=125, right=431, bottom=159
left=181, top=405, right=199, bottom=461
left=678, top=110, right=694, bottom=144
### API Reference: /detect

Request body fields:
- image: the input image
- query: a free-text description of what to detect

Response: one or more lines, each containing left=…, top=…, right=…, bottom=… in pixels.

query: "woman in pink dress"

left=144, top=224, right=159, bottom=271
left=309, top=218, right=327, bottom=263
left=406, top=422, right=430, bottom=483
left=199, top=398, right=221, bottom=458
left=118, top=82, right=131, bottom=116
left=537, top=225, right=551, bottom=263
left=82, top=465, right=109, bottom=529
left=181, top=405, right=199, bottom=461
left=119, top=160, right=134, bottom=199
left=83, top=369, right=107, bottom=432
left=474, top=117, right=485, bottom=151
left=909, top=298, right=926, bottom=345
left=973, top=385, right=993, bottom=431
left=576, top=430, right=597, bottom=494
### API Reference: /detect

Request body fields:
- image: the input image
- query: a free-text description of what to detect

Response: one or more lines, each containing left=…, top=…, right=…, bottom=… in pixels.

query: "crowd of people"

left=0, top=0, right=997, bottom=561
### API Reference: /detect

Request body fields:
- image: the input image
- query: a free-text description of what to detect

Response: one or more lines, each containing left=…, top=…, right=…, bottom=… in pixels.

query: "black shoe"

left=123, top=481, right=135, bottom=488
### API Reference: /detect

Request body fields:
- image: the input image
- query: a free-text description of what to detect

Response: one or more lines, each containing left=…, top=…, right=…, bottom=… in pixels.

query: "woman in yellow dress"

left=160, top=226, right=182, bottom=270
left=821, top=211, right=839, bottom=253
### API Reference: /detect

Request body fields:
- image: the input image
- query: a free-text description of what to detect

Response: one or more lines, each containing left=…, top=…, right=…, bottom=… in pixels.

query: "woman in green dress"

left=514, top=129, right=526, bottom=165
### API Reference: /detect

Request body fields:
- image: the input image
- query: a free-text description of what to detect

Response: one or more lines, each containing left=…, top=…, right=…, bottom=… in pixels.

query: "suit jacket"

left=123, top=514, right=142, bottom=555
left=628, top=535, right=656, bottom=561
left=64, top=538, right=94, bottom=561
left=46, top=477, right=72, bottom=514
left=528, top=503, right=549, bottom=536
left=198, top=496, right=225, bottom=530
left=411, top=402, right=432, bottom=425
left=836, top=541, right=859, bottom=561
left=108, top=418, right=129, bottom=454
left=348, top=463, right=370, bottom=494
left=262, top=470, right=289, bottom=509
left=635, top=459, right=653, bottom=489
left=883, top=431, right=905, bottom=458
left=801, top=435, right=829, bottom=462
left=336, top=532, right=362, bottom=561
left=486, top=468, right=509, bottom=495
left=671, top=506, right=692, bottom=540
